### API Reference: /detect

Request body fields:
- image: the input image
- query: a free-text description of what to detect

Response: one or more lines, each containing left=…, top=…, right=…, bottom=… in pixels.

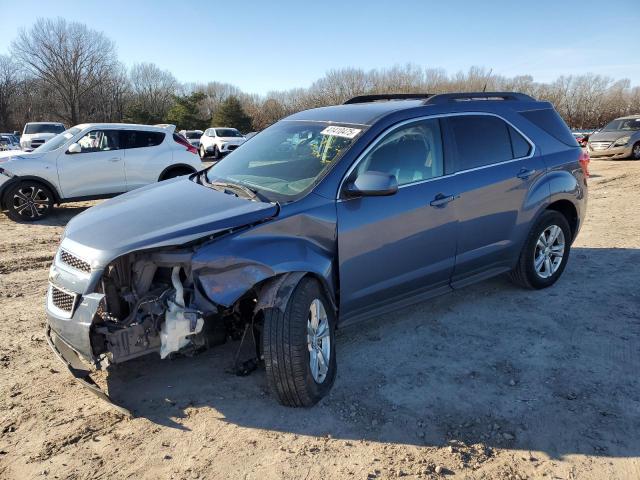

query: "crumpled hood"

left=61, top=177, right=278, bottom=267
left=589, top=131, right=634, bottom=143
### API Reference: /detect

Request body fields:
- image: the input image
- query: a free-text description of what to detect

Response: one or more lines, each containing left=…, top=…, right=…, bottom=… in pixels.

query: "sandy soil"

left=1, top=160, right=639, bottom=480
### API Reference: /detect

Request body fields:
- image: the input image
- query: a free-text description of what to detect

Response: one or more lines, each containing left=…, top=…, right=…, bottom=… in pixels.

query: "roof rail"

left=424, top=92, right=535, bottom=104
left=343, top=93, right=434, bottom=104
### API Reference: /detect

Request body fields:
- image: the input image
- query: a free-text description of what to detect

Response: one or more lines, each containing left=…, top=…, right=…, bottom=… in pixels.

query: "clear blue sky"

left=1, top=0, right=638, bottom=94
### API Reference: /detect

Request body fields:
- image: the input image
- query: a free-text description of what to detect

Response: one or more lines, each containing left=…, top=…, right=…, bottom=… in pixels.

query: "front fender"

left=0, top=157, right=62, bottom=201
left=191, top=201, right=337, bottom=309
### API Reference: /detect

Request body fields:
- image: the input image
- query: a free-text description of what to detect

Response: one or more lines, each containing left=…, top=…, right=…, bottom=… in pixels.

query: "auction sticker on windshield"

left=321, top=126, right=361, bottom=139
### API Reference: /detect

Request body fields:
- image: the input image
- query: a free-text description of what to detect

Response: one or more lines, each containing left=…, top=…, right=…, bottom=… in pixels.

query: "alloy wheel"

left=12, top=185, right=50, bottom=219
left=633, top=143, right=640, bottom=160
left=307, top=298, right=331, bottom=383
left=533, top=225, right=565, bottom=279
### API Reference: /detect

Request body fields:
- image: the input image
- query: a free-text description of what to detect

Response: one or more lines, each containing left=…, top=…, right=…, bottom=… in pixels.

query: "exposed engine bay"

left=90, top=250, right=244, bottom=367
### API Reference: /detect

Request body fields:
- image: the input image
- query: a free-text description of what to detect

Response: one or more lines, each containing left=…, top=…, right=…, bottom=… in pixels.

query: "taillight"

left=578, top=149, right=590, bottom=178
left=173, top=133, right=198, bottom=155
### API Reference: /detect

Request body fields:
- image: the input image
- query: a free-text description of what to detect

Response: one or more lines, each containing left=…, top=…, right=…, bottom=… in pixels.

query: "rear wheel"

left=263, top=277, right=337, bottom=407
left=631, top=142, right=640, bottom=160
left=4, top=181, right=54, bottom=222
left=509, top=210, right=572, bottom=289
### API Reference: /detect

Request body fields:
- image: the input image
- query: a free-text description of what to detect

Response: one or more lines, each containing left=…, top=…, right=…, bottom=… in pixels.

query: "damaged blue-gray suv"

left=45, top=92, right=589, bottom=411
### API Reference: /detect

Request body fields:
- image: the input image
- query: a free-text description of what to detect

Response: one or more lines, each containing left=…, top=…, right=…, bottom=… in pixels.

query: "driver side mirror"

left=67, top=143, right=81, bottom=154
left=344, top=171, right=398, bottom=198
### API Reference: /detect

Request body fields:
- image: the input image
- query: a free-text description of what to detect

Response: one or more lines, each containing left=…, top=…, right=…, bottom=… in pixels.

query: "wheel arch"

left=158, top=163, right=196, bottom=181
left=546, top=199, right=578, bottom=239
left=0, top=175, right=61, bottom=209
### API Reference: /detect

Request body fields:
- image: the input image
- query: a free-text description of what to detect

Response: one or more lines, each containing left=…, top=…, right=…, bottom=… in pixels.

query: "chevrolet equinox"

left=44, top=92, right=589, bottom=411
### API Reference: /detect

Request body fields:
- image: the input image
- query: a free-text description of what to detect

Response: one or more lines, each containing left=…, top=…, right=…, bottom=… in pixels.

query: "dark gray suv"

left=45, top=92, right=588, bottom=411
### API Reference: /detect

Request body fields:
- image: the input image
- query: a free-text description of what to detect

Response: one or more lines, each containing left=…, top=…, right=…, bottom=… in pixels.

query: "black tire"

left=4, top=181, right=54, bottom=222
left=510, top=210, right=572, bottom=289
left=263, top=277, right=337, bottom=407
left=631, top=142, right=640, bottom=160
left=212, top=145, right=220, bottom=160
left=199, top=145, right=207, bottom=159
left=160, top=167, right=193, bottom=181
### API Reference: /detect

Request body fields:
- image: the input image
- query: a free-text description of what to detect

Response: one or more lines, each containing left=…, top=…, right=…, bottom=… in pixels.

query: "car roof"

left=614, top=115, right=640, bottom=120
left=285, top=100, right=425, bottom=126
left=74, top=123, right=173, bottom=131
left=25, top=121, right=64, bottom=125
left=284, top=93, right=548, bottom=126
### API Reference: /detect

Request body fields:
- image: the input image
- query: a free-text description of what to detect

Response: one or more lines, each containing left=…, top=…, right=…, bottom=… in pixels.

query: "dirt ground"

left=1, top=160, right=639, bottom=480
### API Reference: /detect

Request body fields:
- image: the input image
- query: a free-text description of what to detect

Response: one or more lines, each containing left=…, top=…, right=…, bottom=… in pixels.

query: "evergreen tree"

left=164, top=92, right=207, bottom=130
left=211, top=96, right=252, bottom=132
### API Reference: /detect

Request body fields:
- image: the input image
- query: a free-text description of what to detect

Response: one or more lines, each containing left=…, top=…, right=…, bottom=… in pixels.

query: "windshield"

left=186, top=131, right=202, bottom=139
left=206, top=121, right=364, bottom=202
left=33, top=127, right=82, bottom=153
left=24, top=124, right=65, bottom=134
left=602, top=118, right=640, bottom=131
left=215, top=128, right=243, bottom=138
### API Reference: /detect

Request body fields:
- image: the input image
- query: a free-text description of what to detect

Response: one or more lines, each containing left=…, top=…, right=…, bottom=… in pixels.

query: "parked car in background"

left=179, top=130, right=204, bottom=149
left=43, top=92, right=588, bottom=411
left=587, top=115, right=640, bottom=160
left=199, top=127, right=246, bottom=159
left=20, top=122, right=65, bottom=151
left=0, top=133, right=21, bottom=151
left=0, top=123, right=202, bottom=221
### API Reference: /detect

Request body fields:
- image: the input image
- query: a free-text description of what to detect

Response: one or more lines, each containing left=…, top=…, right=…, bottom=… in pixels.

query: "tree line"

left=1, top=18, right=639, bottom=134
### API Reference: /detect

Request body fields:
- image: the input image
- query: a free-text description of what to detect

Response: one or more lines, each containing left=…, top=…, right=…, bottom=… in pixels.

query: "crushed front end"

left=45, top=243, right=230, bottom=414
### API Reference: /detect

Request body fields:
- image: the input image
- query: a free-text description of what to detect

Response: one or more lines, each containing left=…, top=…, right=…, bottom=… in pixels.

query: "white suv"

left=0, top=123, right=202, bottom=221
left=199, top=127, right=246, bottom=159
left=21, top=122, right=66, bottom=151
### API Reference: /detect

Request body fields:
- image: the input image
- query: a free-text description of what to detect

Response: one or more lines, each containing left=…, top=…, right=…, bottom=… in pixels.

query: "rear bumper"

left=45, top=326, right=132, bottom=416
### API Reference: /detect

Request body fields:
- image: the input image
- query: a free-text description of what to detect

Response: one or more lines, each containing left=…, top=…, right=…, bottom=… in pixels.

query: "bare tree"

left=11, top=17, right=117, bottom=125
left=4, top=17, right=640, bottom=133
left=128, top=62, right=178, bottom=123
left=0, top=55, right=22, bottom=130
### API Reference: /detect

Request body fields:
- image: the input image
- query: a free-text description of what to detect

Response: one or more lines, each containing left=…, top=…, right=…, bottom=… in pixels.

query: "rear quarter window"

left=519, top=108, right=578, bottom=146
left=508, top=125, right=532, bottom=158
left=121, top=130, right=165, bottom=149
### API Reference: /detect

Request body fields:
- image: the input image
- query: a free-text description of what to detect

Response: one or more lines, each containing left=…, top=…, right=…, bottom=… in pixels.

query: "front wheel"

left=631, top=142, right=640, bottom=160
left=212, top=145, right=220, bottom=160
left=4, top=181, right=54, bottom=222
left=509, top=210, right=572, bottom=289
left=199, top=145, right=207, bottom=159
left=263, top=277, right=337, bottom=407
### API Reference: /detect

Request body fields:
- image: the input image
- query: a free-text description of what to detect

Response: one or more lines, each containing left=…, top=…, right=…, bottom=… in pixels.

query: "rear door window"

left=120, top=130, right=165, bottom=149
left=447, top=115, right=513, bottom=171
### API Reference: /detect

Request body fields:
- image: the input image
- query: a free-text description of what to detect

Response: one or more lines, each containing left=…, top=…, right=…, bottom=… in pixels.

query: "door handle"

left=430, top=193, right=457, bottom=207
left=108, top=157, right=121, bottom=162
left=516, top=168, right=536, bottom=180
